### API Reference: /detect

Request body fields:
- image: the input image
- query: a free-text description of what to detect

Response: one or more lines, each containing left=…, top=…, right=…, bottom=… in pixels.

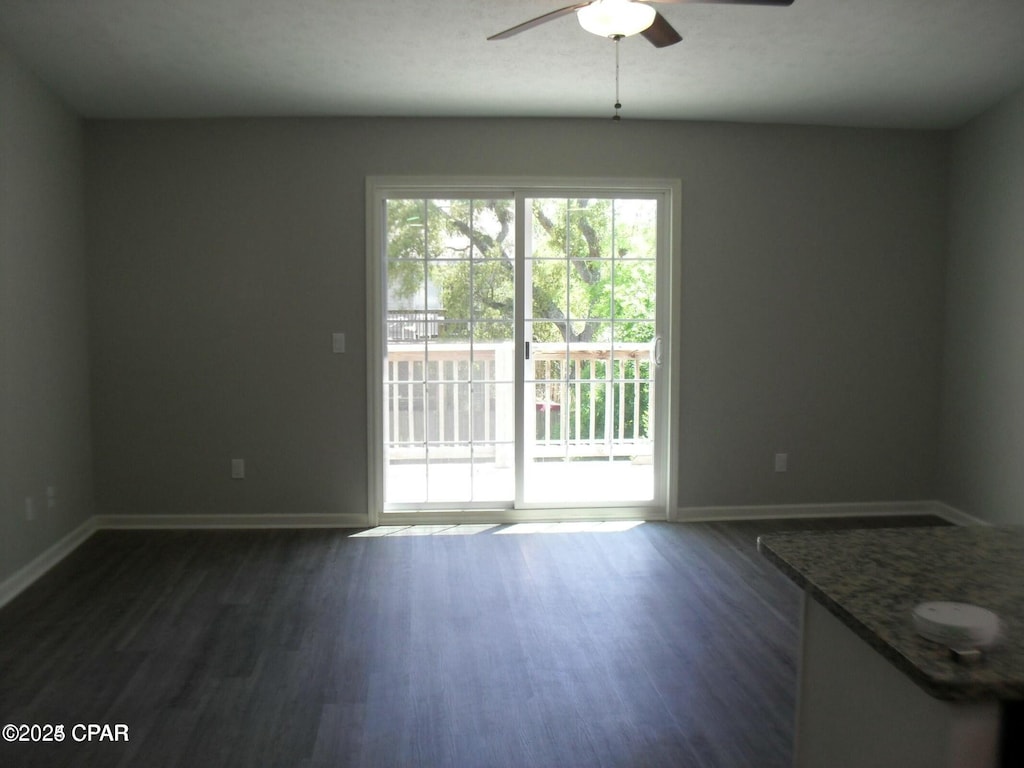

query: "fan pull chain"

left=613, top=34, right=623, bottom=121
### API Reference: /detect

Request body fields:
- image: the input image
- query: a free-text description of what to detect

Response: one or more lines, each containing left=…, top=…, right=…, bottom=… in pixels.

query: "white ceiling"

left=1, top=0, right=1023, bottom=128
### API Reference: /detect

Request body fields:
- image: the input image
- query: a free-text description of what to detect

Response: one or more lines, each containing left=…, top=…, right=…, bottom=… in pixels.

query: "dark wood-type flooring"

left=0, top=515, right=948, bottom=768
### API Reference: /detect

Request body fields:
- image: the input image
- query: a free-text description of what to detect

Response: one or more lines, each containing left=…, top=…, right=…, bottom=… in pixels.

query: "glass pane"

left=568, top=198, right=612, bottom=260
left=532, top=380, right=566, bottom=446
left=426, top=455, right=472, bottom=503
left=426, top=261, right=468, bottom=324
left=384, top=345, right=425, bottom=384
left=472, top=199, right=515, bottom=261
left=611, top=260, right=656, bottom=321
left=523, top=457, right=652, bottom=503
left=424, top=382, right=472, bottom=443
left=429, top=351, right=463, bottom=384
left=427, top=200, right=471, bottom=260
left=433, top=333, right=472, bottom=364
left=613, top=199, right=657, bottom=260
left=472, top=320, right=514, bottom=353
left=568, top=260, right=612, bottom=324
left=529, top=331, right=565, bottom=387
left=531, top=198, right=567, bottom=257
left=472, top=258, right=515, bottom=321
left=609, top=342, right=652, bottom=450
left=386, top=444, right=426, bottom=503
left=611, top=347, right=652, bottom=380
left=383, top=382, right=424, bottom=446
left=425, top=323, right=470, bottom=384
left=531, top=198, right=615, bottom=261
left=472, top=447, right=514, bottom=502
left=528, top=320, right=565, bottom=347
left=387, top=260, right=436, bottom=342
left=386, top=200, right=427, bottom=260
left=469, top=345, right=503, bottom=384
left=472, top=382, right=514, bottom=443
left=613, top=321, right=655, bottom=345
left=528, top=258, right=568, bottom=321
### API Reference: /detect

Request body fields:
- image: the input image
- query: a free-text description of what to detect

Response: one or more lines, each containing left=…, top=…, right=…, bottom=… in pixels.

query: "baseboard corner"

left=927, top=500, right=991, bottom=526
left=0, top=516, right=98, bottom=610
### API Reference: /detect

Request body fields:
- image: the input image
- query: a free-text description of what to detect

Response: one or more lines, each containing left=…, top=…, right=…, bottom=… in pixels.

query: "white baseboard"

left=94, top=512, right=371, bottom=529
left=672, top=499, right=954, bottom=524
left=0, top=517, right=98, bottom=610
left=0, top=513, right=367, bottom=610
left=928, top=501, right=991, bottom=527
left=0, top=500, right=988, bottom=613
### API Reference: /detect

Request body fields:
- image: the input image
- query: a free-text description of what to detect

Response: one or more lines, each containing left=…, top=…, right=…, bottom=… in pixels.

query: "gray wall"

left=939, top=86, right=1024, bottom=524
left=0, top=46, right=93, bottom=583
left=84, top=118, right=949, bottom=518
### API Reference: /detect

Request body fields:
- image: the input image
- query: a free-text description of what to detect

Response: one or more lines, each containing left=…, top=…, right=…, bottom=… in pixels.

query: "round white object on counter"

left=912, top=601, right=1000, bottom=649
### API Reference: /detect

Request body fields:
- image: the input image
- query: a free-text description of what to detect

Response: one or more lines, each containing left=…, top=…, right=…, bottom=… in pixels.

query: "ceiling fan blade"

left=488, top=3, right=593, bottom=41
left=642, top=12, right=683, bottom=47
left=646, top=0, right=793, bottom=5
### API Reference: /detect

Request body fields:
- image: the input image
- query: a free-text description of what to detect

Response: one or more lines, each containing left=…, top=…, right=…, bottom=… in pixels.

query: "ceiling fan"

left=488, top=0, right=794, bottom=49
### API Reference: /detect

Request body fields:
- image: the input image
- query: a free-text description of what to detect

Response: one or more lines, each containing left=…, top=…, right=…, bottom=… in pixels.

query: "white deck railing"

left=384, top=342, right=653, bottom=461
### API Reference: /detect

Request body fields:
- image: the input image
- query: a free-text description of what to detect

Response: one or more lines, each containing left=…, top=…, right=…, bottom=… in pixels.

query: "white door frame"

left=365, top=176, right=681, bottom=525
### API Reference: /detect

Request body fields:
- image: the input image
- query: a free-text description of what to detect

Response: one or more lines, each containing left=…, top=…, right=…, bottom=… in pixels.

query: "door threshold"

left=378, top=506, right=662, bottom=527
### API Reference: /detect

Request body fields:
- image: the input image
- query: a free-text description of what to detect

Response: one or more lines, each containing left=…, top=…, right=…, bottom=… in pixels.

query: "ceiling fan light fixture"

left=577, top=0, right=656, bottom=39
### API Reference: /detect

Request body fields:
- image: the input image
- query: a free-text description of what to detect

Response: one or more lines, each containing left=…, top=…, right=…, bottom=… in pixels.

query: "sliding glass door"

left=522, top=197, right=657, bottom=504
left=369, top=180, right=675, bottom=519
left=382, top=197, right=516, bottom=505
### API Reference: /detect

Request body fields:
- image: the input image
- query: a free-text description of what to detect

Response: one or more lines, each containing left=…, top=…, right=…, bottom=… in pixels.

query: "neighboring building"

left=387, top=278, right=444, bottom=341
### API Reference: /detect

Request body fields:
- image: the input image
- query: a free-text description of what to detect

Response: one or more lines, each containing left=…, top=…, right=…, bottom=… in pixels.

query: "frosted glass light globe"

left=577, top=0, right=656, bottom=38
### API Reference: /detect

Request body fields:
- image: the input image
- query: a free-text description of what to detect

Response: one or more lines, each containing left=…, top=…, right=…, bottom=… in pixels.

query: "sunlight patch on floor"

left=494, top=520, right=646, bottom=535
left=349, top=524, right=502, bottom=537
left=349, top=521, right=644, bottom=537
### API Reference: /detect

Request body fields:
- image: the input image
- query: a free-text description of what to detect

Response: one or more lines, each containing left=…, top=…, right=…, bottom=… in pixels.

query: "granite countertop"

left=757, top=525, right=1024, bottom=702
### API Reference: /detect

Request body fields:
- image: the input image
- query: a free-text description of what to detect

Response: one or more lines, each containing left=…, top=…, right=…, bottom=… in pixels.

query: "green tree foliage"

left=385, top=197, right=656, bottom=344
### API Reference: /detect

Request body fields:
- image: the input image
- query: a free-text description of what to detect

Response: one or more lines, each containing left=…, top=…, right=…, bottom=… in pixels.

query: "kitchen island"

left=758, top=525, right=1024, bottom=768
